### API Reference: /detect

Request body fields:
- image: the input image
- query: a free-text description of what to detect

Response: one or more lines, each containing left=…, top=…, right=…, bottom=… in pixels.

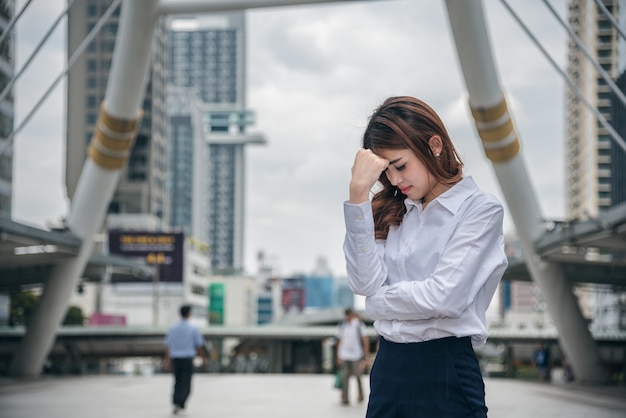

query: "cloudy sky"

left=13, top=0, right=568, bottom=278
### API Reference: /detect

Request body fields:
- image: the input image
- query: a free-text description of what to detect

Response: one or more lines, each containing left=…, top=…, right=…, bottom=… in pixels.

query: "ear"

left=428, top=135, right=443, bottom=156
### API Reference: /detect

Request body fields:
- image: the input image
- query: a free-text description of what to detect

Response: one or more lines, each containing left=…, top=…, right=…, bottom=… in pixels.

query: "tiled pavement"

left=1, top=374, right=625, bottom=417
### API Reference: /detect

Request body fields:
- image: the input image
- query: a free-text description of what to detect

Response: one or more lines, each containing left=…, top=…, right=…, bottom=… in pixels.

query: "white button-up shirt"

left=343, top=176, right=508, bottom=346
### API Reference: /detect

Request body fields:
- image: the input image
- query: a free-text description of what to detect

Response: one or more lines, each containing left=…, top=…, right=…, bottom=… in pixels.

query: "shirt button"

left=358, top=247, right=366, bottom=253
left=356, top=215, right=363, bottom=221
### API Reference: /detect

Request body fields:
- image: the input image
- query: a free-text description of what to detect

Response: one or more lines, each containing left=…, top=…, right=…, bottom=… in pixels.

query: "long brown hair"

left=363, top=96, right=463, bottom=239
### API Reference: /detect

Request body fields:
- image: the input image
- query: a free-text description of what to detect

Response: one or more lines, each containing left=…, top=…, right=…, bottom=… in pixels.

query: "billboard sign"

left=282, top=276, right=305, bottom=313
left=108, top=230, right=184, bottom=282
left=209, top=283, right=225, bottom=325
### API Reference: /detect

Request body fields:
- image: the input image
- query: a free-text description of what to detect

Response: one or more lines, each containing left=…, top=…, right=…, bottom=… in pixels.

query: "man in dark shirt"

left=533, top=341, right=551, bottom=382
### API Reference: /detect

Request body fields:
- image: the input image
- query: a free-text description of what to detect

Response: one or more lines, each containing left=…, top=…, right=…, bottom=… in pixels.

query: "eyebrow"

left=388, top=157, right=403, bottom=165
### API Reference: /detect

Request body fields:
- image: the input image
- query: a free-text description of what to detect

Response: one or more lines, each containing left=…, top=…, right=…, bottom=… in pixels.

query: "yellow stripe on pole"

left=470, top=97, right=521, bottom=163
left=87, top=102, right=142, bottom=170
left=470, top=98, right=508, bottom=122
left=484, top=140, right=520, bottom=163
left=92, top=128, right=133, bottom=152
left=476, top=118, right=514, bottom=143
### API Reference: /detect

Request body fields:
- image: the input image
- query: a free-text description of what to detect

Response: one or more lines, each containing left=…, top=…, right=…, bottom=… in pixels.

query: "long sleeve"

left=365, top=200, right=508, bottom=321
left=343, top=201, right=388, bottom=296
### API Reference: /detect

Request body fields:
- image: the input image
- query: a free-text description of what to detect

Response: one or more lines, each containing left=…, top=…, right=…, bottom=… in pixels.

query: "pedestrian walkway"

left=1, top=374, right=625, bottom=417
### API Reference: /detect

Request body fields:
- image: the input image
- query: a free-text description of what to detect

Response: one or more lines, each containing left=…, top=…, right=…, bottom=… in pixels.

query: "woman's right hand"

left=349, top=148, right=388, bottom=204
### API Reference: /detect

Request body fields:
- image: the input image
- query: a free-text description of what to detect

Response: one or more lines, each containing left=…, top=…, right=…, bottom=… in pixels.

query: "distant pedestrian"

left=532, top=342, right=551, bottom=382
left=562, top=355, right=575, bottom=382
left=164, top=305, right=206, bottom=415
left=336, top=308, right=369, bottom=405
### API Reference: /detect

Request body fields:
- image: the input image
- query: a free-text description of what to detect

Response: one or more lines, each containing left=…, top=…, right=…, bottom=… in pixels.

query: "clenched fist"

left=349, top=148, right=388, bottom=204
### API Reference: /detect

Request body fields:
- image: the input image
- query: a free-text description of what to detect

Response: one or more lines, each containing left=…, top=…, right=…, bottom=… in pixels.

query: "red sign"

left=88, top=312, right=127, bottom=326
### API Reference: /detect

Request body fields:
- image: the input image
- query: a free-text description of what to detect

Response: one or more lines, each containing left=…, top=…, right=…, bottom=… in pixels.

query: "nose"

left=385, top=169, right=401, bottom=186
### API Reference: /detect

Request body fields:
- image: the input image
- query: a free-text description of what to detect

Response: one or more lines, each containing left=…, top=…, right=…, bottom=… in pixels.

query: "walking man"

left=532, top=341, right=551, bottom=382
left=336, top=308, right=369, bottom=405
left=164, top=304, right=207, bottom=415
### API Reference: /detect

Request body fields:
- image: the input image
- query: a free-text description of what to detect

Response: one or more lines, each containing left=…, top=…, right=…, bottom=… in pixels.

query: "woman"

left=344, top=96, right=508, bottom=417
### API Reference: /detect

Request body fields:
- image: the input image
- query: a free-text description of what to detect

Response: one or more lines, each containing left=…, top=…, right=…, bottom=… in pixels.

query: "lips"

left=400, top=186, right=411, bottom=194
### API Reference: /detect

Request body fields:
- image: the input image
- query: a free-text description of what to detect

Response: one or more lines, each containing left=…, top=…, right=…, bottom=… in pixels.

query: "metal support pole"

left=153, top=268, right=160, bottom=327
left=8, top=0, right=159, bottom=378
left=6, top=0, right=374, bottom=379
left=444, top=0, right=607, bottom=384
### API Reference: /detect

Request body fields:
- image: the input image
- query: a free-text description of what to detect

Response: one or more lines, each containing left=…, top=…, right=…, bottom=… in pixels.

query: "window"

left=0, top=113, right=12, bottom=137
left=87, top=95, right=98, bottom=108
left=0, top=194, right=10, bottom=215
left=0, top=153, right=12, bottom=181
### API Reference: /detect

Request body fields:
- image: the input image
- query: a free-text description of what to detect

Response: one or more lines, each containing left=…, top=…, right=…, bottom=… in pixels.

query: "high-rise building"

left=167, top=87, right=208, bottom=243
left=565, top=0, right=626, bottom=333
left=612, top=71, right=626, bottom=206
left=169, top=13, right=245, bottom=105
left=169, top=12, right=265, bottom=273
left=566, top=0, right=626, bottom=218
left=610, top=2, right=626, bottom=206
left=66, top=1, right=169, bottom=224
left=0, top=0, right=15, bottom=216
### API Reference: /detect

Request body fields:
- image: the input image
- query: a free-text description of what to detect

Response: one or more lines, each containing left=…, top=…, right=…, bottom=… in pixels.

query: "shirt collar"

left=435, top=176, right=478, bottom=214
left=404, top=176, right=478, bottom=215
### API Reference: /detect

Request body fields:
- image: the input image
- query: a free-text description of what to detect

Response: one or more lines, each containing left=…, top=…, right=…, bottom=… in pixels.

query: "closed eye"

left=396, top=164, right=406, bottom=171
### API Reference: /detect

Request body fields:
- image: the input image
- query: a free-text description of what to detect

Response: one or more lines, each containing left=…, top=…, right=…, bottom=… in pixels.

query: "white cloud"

left=12, top=0, right=570, bottom=278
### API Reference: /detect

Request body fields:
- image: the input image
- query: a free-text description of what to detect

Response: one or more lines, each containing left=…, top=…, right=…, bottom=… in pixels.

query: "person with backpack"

left=336, top=308, right=370, bottom=405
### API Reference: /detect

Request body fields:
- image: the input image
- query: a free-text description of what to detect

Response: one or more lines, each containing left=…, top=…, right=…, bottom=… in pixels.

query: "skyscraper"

left=610, top=1, right=626, bottom=206
left=66, top=0, right=169, bottom=225
left=565, top=0, right=626, bottom=333
left=566, top=0, right=626, bottom=218
left=167, top=87, right=208, bottom=243
left=0, top=0, right=15, bottom=216
left=169, top=12, right=265, bottom=273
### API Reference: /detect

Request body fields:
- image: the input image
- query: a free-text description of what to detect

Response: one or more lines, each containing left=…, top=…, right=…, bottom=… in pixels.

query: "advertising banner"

left=108, top=230, right=184, bottom=282
left=209, top=283, right=225, bottom=325
left=282, top=276, right=305, bottom=313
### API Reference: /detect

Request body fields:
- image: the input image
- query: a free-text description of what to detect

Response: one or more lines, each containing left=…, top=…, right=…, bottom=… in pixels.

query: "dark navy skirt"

left=366, top=336, right=487, bottom=418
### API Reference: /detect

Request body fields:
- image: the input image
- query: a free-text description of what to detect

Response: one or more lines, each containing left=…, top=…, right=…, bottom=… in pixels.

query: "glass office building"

left=169, top=12, right=265, bottom=273
left=0, top=0, right=14, bottom=216
left=566, top=0, right=626, bottom=217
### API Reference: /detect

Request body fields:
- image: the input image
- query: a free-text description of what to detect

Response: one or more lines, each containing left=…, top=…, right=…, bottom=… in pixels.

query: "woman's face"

left=377, top=148, right=438, bottom=204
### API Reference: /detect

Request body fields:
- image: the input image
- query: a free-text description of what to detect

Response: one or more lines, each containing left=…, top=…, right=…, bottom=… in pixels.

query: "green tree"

left=9, top=289, right=39, bottom=326
left=10, top=290, right=85, bottom=327
left=63, top=305, right=85, bottom=326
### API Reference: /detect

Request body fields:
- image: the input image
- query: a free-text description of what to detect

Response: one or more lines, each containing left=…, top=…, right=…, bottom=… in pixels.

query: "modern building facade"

left=168, top=12, right=265, bottom=273
left=66, top=0, right=170, bottom=225
left=565, top=0, right=626, bottom=333
left=167, top=87, right=208, bottom=243
left=566, top=0, right=626, bottom=218
left=203, top=108, right=265, bottom=273
left=602, top=0, right=626, bottom=208
left=611, top=52, right=626, bottom=206
left=0, top=0, right=14, bottom=216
